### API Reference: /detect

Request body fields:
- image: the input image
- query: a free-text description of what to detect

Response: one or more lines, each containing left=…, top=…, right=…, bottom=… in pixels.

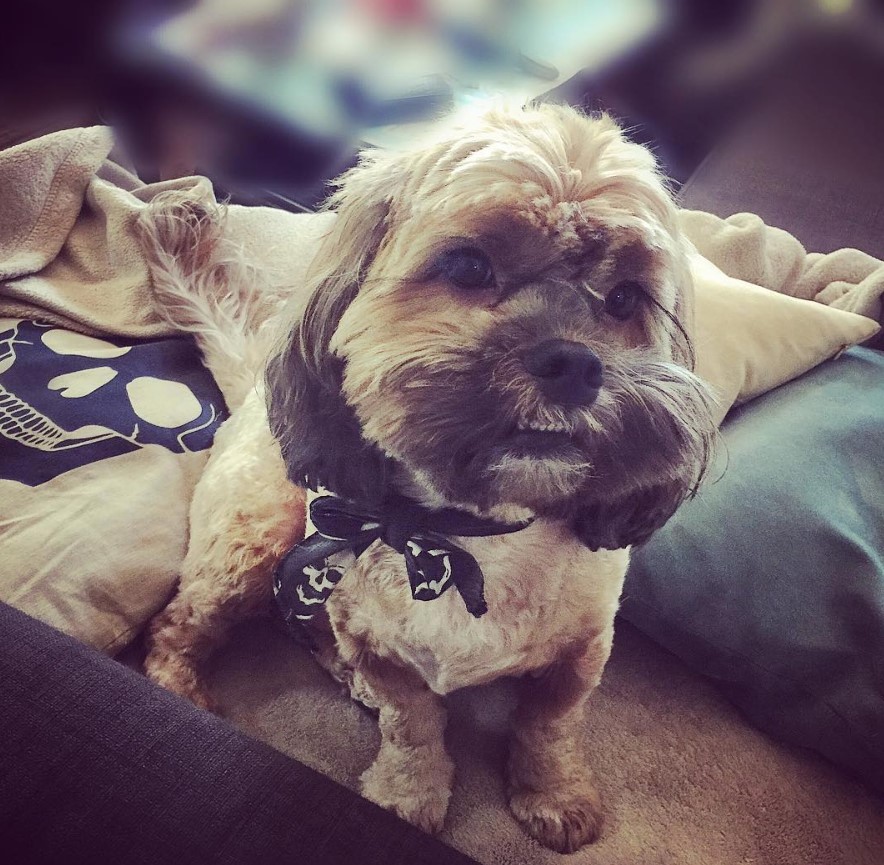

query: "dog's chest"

left=328, top=520, right=629, bottom=695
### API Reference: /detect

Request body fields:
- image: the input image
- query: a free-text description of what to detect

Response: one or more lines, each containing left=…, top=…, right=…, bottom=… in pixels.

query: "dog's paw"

left=509, top=787, right=603, bottom=853
left=360, top=749, right=453, bottom=834
left=144, top=653, right=218, bottom=713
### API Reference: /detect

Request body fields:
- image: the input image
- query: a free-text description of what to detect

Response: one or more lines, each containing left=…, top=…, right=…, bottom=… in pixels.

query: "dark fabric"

left=274, top=494, right=531, bottom=624
left=0, top=603, right=477, bottom=865
left=678, top=39, right=884, bottom=260
left=624, top=347, right=884, bottom=793
left=0, top=320, right=227, bottom=485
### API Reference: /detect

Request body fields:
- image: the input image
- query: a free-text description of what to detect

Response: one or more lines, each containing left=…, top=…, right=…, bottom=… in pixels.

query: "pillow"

left=690, top=252, right=880, bottom=424
left=624, top=346, right=884, bottom=792
left=0, top=319, right=227, bottom=652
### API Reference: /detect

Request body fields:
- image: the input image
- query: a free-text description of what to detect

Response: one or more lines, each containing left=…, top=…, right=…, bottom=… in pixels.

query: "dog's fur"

left=140, top=103, right=716, bottom=853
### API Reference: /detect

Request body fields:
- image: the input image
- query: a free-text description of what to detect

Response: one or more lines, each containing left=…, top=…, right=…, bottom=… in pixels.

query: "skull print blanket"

left=0, top=125, right=881, bottom=653
left=0, top=128, right=229, bottom=651
left=0, top=127, right=330, bottom=651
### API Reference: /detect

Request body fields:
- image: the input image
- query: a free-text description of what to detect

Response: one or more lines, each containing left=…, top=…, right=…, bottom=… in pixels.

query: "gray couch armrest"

left=0, top=603, right=477, bottom=865
left=678, top=39, right=884, bottom=261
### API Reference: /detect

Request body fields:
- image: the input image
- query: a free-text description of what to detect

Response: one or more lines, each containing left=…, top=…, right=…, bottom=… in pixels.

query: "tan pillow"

left=0, top=318, right=226, bottom=653
left=1, top=449, right=208, bottom=653
left=691, top=252, right=881, bottom=425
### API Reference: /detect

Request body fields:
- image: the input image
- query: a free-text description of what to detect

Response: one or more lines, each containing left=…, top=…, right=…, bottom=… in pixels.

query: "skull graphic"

left=0, top=319, right=228, bottom=485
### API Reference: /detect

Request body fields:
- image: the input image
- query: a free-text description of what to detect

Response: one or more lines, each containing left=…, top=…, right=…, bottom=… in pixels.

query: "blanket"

left=2, top=128, right=883, bottom=341
left=0, top=128, right=329, bottom=652
left=679, top=209, right=884, bottom=323
left=0, top=124, right=881, bottom=651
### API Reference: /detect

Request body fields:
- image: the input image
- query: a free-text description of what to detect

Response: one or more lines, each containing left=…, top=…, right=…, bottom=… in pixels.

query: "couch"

left=2, top=64, right=883, bottom=865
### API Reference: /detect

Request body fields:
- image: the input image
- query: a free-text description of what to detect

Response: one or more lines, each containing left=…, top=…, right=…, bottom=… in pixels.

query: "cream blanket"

left=678, top=209, right=884, bottom=323
left=0, top=127, right=326, bottom=341
left=0, top=128, right=325, bottom=652
left=2, top=126, right=883, bottom=340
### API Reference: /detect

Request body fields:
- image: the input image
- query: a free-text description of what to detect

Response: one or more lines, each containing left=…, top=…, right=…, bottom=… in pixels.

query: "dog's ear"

left=265, top=151, right=406, bottom=504
left=571, top=479, right=690, bottom=551
left=570, top=356, right=716, bottom=551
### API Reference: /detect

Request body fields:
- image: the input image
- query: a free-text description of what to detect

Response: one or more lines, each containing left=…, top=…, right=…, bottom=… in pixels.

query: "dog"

left=140, top=102, right=716, bottom=853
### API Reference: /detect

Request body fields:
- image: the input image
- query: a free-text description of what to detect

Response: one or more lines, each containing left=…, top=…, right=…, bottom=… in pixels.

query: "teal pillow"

left=624, top=347, right=884, bottom=792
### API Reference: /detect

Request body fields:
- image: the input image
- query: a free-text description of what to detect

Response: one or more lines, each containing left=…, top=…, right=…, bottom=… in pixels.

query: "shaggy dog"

left=140, top=103, right=716, bottom=853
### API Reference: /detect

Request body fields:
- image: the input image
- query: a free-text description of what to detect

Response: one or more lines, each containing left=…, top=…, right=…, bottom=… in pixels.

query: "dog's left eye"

left=437, top=248, right=494, bottom=290
left=605, top=281, right=643, bottom=320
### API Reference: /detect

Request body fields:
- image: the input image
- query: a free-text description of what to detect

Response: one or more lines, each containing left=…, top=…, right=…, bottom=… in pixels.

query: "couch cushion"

left=691, top=253, right=879, bottom=423
left=0, top=319, right=227, bottom=652
left=624, top=346, right=884, bottom=792
left=677, top=41, right=884, bottom=259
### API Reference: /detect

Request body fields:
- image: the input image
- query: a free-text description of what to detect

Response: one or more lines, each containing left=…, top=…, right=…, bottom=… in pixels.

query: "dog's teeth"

left=517, top=421, right=567, bottom=433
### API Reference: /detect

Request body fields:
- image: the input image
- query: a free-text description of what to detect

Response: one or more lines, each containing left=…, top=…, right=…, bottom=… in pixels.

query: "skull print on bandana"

left=273, top=493, right=533, bottom=626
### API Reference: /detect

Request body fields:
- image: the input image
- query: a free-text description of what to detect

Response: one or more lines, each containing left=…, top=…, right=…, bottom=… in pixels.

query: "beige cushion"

left=0, top=314, right=226, bottom=653
left=691, top=252, right=880, bottom=425
left=1, top=448, right=208, bottom=653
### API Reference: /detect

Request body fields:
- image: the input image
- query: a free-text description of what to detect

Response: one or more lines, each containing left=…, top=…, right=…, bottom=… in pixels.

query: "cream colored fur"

left=139, top=103, right=715, bottom=854
left=147, top=378, right=625, bottom=849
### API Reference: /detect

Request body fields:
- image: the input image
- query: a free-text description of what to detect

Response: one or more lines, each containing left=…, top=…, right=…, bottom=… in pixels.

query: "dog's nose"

left=524, top=339, right=603, bottom=407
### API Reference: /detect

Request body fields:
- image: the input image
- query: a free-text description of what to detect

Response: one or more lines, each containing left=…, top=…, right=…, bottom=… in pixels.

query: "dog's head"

left=267, top=103, right=716, bottom=548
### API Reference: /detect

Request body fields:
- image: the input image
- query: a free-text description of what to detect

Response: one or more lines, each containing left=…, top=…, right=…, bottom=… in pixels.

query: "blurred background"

left=2, top=0, right=883, bottom=211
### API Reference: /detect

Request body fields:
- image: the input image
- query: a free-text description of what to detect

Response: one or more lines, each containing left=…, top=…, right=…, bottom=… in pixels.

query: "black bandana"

left=273, top=494, right=531, bottom=626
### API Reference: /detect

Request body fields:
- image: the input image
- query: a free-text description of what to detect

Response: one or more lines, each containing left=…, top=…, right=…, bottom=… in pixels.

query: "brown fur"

left=141, top=102, right=717, bottom=851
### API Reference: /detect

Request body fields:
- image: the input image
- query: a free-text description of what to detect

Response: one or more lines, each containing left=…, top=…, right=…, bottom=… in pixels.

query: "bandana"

left=273, top=493, right=531, bottom=627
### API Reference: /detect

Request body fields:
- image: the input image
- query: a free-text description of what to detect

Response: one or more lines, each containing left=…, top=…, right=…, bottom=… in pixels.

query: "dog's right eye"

left=437, top=248, right=494, bottom=290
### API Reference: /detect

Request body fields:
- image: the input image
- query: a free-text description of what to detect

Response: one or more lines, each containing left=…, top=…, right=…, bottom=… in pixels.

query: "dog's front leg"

left=507, top=629, right=612, bottom=853
left=345, top=640, right=454, bottom=834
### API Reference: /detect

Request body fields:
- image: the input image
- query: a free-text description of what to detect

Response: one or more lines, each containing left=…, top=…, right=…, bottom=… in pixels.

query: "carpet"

left=209, top=617, right=884, bottom=865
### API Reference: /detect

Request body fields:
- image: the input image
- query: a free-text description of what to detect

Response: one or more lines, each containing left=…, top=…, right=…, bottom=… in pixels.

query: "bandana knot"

left=273, top=494, right=531, bottom=627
